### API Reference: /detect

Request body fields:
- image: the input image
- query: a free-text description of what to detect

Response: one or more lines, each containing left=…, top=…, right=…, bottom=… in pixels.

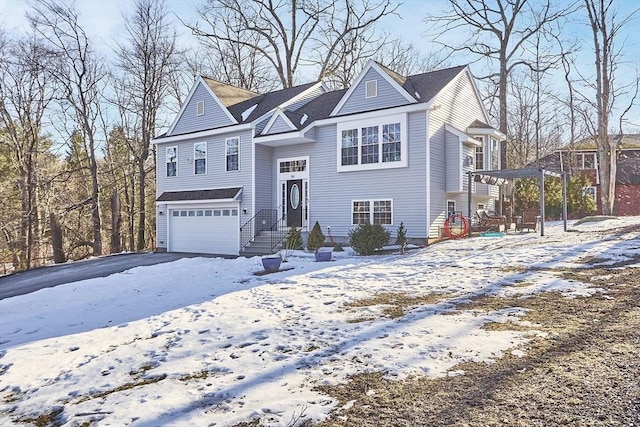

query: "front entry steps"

left=239, top=231, right=283, bottom=257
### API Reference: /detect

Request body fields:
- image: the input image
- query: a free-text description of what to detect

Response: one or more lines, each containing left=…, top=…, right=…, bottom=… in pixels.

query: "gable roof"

left=202, top=78, right=259, bottom=107
left=401, top=65, right=467, bottom=104
left=330, top=60, right=418, bottom=116
left=227, top=82, right=319, bottom=123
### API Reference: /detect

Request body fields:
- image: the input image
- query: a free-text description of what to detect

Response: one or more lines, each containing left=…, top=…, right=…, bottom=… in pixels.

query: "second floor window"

left=490, top=138, right=500, bottom=170
left=166, top=146, right=177, bottom=177
left=194, top=142, right=206, bottom=174
left=226, top=137, right=239, bottom=171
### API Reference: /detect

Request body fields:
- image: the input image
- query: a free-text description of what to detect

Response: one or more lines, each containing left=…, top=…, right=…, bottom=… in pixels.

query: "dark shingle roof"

left=403, top=65, right=467, bottom=103
left=157, top=187, right=242, bottom=202
left=227, top=82, right=318, bottom=123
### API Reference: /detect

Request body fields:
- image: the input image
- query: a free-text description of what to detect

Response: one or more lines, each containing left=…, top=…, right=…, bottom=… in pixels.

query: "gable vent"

left=365, top=80, right=377, bottom=98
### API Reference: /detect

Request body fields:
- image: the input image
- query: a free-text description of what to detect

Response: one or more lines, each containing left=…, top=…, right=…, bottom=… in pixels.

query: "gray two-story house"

left=152, top=60, right=505, bottom=255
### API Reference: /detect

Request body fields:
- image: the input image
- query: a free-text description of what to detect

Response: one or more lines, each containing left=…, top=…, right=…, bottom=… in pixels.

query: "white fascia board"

left=166, top=77, right=238, bottom=136
left=445, top=123, right=483, bottom=147
left=464, top=67, right=492, bottom=126
left=467, top=127, right=507, bottom=140
left=151, top=123, right=253, bottom=144
left=303, top=102, right=430, bottom=134
left=330, top=60, right=417, bottom=117
left=166, top=78, right=200, bottom=136
left=199, top=77, right=240, bottom=125
left=261, top=108, right=297, bottom=135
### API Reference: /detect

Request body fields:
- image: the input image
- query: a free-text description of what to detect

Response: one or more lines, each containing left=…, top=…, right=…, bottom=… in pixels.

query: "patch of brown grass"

left=344, top=292, right=453, bottom=320
left=314, top=263, right=640, bottom=426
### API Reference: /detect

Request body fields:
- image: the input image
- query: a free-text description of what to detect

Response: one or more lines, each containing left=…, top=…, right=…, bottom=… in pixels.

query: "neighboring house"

left=152, top=60, right=505, bottom=256
left=538, top=134, right=640, bottom=216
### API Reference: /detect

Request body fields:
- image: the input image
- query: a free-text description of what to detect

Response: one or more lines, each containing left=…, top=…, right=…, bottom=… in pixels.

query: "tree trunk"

left=50, top=212, right=66, bottom=263
left=110, top=192, right=122, bottom=253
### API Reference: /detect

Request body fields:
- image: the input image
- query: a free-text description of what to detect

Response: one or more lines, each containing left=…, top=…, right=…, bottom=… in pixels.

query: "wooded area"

left=0, top=0, right=637, bottom=272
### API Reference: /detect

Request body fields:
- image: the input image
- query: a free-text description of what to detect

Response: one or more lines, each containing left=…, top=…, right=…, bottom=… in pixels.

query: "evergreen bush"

left=285, top=226, right=304, bottom=250
left=306, top=221, right=325, bottom=252
left=349, top=223, right=390, bottom=255
left=395, top=222, right=407, bottom=254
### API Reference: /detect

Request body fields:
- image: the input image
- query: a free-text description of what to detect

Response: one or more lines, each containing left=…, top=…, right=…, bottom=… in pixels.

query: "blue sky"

left=1, top=0, right=638, bottom=131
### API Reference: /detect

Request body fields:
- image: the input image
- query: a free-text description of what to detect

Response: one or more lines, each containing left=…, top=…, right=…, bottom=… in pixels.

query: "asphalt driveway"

left=0, top=252, right=214, bottom=300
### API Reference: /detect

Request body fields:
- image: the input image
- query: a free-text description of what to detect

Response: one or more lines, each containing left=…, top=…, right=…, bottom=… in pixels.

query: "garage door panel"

left=169, top=207, right=239, bottom=255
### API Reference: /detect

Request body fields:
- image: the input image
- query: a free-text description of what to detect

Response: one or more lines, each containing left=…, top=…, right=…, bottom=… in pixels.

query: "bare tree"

left=581, top=0, right=639, bottom=215
left=0, top=32, right=55, bottom=269
left=113, top=0, right=178, bottom=251
left=425, top=0, right=578, bottom=168
left=188, top=0, right=397, bottom=88
left=29, top=0, right=107, bottom=256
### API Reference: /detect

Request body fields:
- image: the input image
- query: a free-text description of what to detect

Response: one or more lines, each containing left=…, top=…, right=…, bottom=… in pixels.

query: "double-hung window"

left=475, top=144, right=484, bottom=170
left=337, top=114, right=406, bottom=171
left=490, top=138, right=500, bottom=170
left=361, top=126, right=379, bottom=164
left=574, top=152, right=596, bottom=169
left=226, top=137, right=239, bottom=171
left=352, top=200, right=393, bottom=225
left=194, top=142, right=206, bottom=175
left=341, top=129, right=359, bottom=166
left=166, top=146, right=177, bottom=177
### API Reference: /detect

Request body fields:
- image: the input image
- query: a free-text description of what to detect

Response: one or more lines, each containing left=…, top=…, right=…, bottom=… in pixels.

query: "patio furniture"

left=476, top=209, right=507, bottom=232
left=516, top=209, right=540, bottom=232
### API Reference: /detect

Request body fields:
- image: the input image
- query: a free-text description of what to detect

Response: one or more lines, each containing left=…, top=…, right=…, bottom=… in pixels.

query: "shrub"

left=306, top=221, right=325, bottom=252
left=349, top=223, right=390, bottom=255
left=285, top=226, right=304, bottom=250
left=395, top=222, right=407, bottom=254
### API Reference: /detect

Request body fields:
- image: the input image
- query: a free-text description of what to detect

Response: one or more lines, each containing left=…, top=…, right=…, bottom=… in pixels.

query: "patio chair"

left=516, top=209, right=540, bottom=232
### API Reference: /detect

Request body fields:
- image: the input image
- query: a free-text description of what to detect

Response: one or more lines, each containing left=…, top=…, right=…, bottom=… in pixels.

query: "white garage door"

left=169, top=207, right=239, bottom=255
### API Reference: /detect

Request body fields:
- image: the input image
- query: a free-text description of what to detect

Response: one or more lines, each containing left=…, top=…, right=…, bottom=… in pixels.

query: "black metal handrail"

left=240, top=209, right=278, bottom=250
left=269, top=210, right=288, bottom=252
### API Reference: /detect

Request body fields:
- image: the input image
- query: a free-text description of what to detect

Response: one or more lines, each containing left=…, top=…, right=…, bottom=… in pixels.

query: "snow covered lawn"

left=1, top=217, right=639, bottom=426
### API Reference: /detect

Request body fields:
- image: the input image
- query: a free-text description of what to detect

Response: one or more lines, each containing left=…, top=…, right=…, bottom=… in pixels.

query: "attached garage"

left=157, top=188, right=242, bottom=256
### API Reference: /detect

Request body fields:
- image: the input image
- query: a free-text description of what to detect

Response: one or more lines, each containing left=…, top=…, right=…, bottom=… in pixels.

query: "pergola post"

left=539, top=168, right=545, bottom=236
left=562, top=172, right=568, bottom=232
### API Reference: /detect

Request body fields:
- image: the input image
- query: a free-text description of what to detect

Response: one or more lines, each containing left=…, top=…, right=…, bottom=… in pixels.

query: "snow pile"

left=0, top=217, right=639, bottom=426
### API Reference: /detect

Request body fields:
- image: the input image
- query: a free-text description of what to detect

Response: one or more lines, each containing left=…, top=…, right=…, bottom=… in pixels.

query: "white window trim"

left=351, top=199, right=393, bottom=225
left=584, top=186, right=597, bottom=203
left=194, top=142, right=207, bottom=175
left=574, top=152, right=597, bottom=170
left=196, top=100, right=205, bottom=116
left=337, top=114, right=407, bottom=172
left=225, top=137, right=240, bottom=172
left=166, top=146, right=178, bottom=177
left=447, top=199, right=456, bottom=217
left=365, top=79, right=378, bottom=98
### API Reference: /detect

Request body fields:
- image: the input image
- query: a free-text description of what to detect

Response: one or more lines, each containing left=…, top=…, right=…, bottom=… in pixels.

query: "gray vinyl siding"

left=336, top=68, right=410, bottom=116
left=156, top=128, right=254, bottom=225
left=428, top=70, right=489, bottom=237
left=445, top=129, right=462, bottom=193
left=266, top=116, right=294, bottom=134
left=170, top=82, right=234, bottom=136
left=254, top=144, right=274, bottom=212
left=156, top=203, right=168, bottom=249
left=270, top=110, right=428, bottom=241
left=255, top=115, right=271, bottom=135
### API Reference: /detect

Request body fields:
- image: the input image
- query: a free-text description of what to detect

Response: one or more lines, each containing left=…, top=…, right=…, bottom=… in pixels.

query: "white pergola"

left=467, top=167, right=568, bottom=236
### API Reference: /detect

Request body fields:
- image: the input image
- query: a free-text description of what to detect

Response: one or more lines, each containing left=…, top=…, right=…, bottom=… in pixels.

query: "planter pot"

left=314, top=250, right=332, bottom=262
left=261, top=256, right=282, bottom=272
